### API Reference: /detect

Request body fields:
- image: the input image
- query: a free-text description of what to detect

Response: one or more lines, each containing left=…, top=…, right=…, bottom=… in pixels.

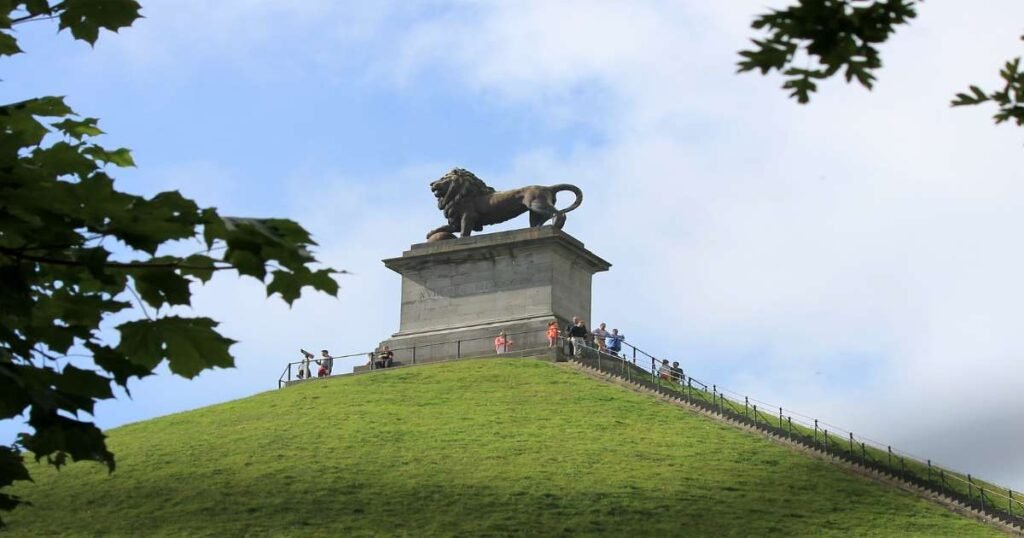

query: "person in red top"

left=494, top=331, right=512, bottom=354
left=546, top=320, right=559, bottom=348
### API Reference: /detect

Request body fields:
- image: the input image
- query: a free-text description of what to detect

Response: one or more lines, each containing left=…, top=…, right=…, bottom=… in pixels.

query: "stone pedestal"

left=375, top=226, right=610, bottom=366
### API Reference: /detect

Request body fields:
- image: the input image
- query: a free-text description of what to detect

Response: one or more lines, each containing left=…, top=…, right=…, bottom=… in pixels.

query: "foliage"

left=0, top=0, right=340, bottom=524
left=737, top=0, right=1024, bottom=129
left=2, top=359, right=1002, bottom=536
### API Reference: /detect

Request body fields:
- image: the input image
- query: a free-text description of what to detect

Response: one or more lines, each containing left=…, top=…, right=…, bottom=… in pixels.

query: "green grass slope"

left=6, top=359, right=1001, bottom=537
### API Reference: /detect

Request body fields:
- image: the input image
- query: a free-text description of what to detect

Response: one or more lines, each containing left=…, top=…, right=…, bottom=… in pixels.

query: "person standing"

left=494, top=331, right=512, bottom=354
left=568, top=318, right=589, bottom=358
left=564, top=317, right=580, bottom=356
left=659, top=359, right=672, bottom=381
left=605, top=329, right=625, bottom=357
left=546, top=320, right=559, bottom=348
left=670, top=361, right=684, bottom=384
left=592, top=323, right=609, bottom=353
left=317, top=349, right=334, bottom=377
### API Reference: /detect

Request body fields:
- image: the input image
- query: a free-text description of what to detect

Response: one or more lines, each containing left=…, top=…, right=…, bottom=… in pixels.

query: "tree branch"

left=0, top=247, right=234, bottom=272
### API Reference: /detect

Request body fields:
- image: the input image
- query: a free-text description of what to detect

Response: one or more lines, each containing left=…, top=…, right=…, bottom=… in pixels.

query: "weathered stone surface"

left=377, top=226, right=609, bottom=365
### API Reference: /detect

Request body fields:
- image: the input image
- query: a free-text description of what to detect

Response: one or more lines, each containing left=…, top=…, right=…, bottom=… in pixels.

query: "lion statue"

left=425, top=168, right=583, bottom=241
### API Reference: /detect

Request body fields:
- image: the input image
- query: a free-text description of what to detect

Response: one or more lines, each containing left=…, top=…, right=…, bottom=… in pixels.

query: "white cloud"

left=377, top=0, right=1024, bottom=489
left=7, top=0, right=1023, bottom=494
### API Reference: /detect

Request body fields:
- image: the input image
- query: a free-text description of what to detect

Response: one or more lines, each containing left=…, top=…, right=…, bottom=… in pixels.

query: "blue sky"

left=3, top=1, right=1023, bottom=491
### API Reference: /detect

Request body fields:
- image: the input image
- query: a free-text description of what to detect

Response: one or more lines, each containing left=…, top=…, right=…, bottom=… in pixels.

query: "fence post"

left=650, top=356, right=656, bottom=388
left=779, top=407, right=783, bottom=430
left=412, top=345, right=417, bottom=365
left=457, top=340, right=461, bottom=359
left=849, top=433, right=854, bottom=456
left=979, top=487, right=985, bottom=512
left=927, top=459, right=931, bottom=483
left=860, top=442, right=866, bottom=465
left=288, top=363, right=292, bottom=382
left=900, top=457, right=905, bottom=481
left=753, top=404, right=758, bottom=427
left=687, top=378, right=693, bottom=403
left=597, top=349, right=601, bottom=371
left=824, top=429, right=829, bottom=454
left=814, top=419, right=818, bottom=445
left=940, top=469, right=946, bottom=496
left=968, top=474, right=973, bottom=501
left=745, top=397, right=749, bottom=419
left=888, top=446, right=892, bottom=471
left=787, top=417, right=792, bottom=440
left=1009, top=490, right=1014, bottom=517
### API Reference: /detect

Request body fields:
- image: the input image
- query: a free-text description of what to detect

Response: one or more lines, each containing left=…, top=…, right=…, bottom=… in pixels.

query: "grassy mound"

left=6, top=359, right=1000, bottom=536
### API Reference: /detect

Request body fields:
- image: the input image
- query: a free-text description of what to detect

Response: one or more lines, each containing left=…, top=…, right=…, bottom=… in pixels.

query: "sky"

left=2, top=1, right=1023, bottom=491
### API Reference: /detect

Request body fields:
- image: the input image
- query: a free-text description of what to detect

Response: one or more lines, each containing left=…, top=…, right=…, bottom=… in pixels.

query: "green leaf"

left=56, top=0, right=142, bottom=45
left=81, top=146, right=135, bottom=167
left=24, top=0, right=54, bottom=16
left=84, top=343, right=151, bottom=387
left=55, top=365, right=113, bottom=401
left=116, top=317, right=236, bottom=378
left=52, top=117, right=103, bottom=140
left=131, top=267, right=192, bottom=309
left=0, top=31, right=22, bottom=56
left=12, top=96, right=74, bottom=117
left=180, top=254, right=217, bottom=283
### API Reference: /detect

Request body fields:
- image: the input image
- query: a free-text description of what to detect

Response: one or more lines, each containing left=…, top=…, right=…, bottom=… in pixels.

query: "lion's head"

left=430, top=168, right=495, bottom=223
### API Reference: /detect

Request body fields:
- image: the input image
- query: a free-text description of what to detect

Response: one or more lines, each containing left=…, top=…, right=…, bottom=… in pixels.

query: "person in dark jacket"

left=568, top=318, right=589, bottom=358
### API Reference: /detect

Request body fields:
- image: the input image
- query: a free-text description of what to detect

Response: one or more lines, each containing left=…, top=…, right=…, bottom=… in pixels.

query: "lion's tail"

left=550, top=184, right=583, bottom=213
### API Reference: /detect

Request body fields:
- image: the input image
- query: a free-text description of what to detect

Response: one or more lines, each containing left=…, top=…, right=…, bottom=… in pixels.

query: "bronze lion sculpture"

left=426, top=168, right=583, bottom=241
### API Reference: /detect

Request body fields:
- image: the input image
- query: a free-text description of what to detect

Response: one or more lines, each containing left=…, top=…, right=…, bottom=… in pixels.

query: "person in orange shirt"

left=546, top=320, right=559, bottom=348
left=494, top=330, right=512, bottom=354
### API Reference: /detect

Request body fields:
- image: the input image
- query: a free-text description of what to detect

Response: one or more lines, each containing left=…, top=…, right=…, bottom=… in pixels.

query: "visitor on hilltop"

left=568, top=318, right=589, bottom=358
left=495, top=330, right=512, bottom=354
left=317, top=349, right=334, bottom=378
left=564, top=316, right=580, bottom=356
left=659, top=359, right=672, bottom=381
left=671, top=361, right=684, bottom=385
left=298, top=349, right=314, bottom=379
left=592, top=322, right=609, bottom=353
left=605, top=329, right=625, bottom=357
left=375, top=345, right=394, bottom=369
left=546, top=320, right=559, bottom=348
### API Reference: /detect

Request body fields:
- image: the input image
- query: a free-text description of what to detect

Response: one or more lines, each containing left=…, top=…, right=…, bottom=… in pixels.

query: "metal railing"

left=276, top=328, right=1022, bottom=529
left=567, top=337, right=1024, bottom=530
left=277, top=329, right=551, bottom=388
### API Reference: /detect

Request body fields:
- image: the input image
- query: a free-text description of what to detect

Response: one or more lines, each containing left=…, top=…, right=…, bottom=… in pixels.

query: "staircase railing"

left=567, top=337, right=1024, bottom=530
left=275, top=328, right=1022, bottom=530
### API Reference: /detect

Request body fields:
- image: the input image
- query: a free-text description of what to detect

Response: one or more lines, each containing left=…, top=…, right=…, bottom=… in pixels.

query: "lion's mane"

left=433, top=168, right=495, bottom=225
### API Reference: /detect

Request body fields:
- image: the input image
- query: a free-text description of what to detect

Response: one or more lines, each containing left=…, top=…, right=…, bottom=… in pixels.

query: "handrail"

left=276, top=328, right=546, bottom=387
left=275, top=327, right=1022, bottom=528
left=567, top=337, right=1024, bottom=528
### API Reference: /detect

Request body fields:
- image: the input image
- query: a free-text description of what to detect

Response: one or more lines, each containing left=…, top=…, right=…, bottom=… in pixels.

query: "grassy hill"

left=5, top=359, right=1002, bottom=536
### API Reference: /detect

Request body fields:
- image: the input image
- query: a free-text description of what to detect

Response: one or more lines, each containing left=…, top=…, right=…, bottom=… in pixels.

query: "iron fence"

left=277, top=328, right=551, bottom=388
left=568, top=338, right=1024, bottom=529
left=276, top=329, right=1023, bottom=529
